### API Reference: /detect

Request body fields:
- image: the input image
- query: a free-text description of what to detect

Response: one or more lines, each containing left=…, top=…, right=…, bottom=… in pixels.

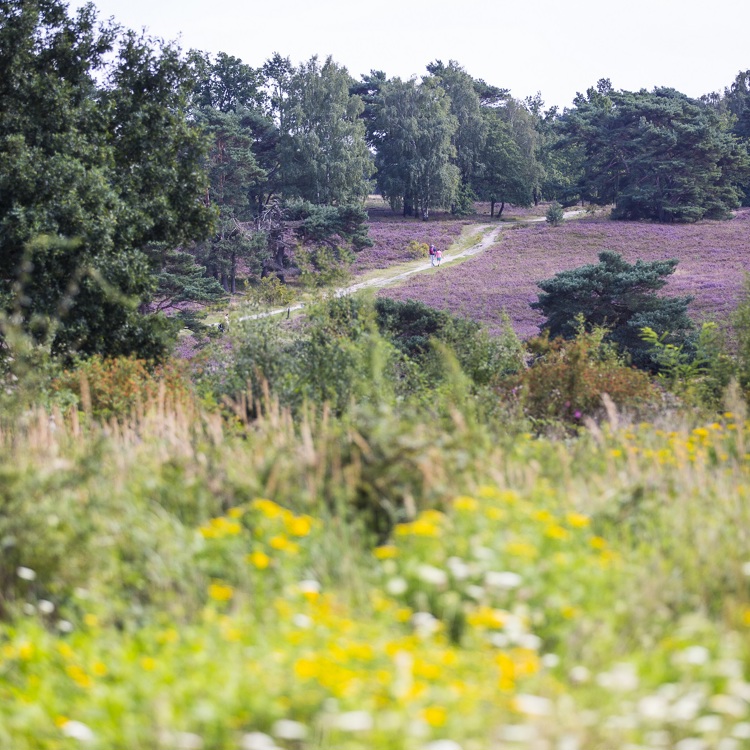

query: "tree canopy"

left=557, top=82, right=750, bottom=221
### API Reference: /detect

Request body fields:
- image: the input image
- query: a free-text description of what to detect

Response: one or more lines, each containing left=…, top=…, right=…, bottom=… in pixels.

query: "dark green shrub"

left=531, top=250, right=694, bottom=369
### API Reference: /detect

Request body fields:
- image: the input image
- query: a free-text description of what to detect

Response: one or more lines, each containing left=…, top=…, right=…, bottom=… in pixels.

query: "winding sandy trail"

left=239, top=211, right=582, bottom=322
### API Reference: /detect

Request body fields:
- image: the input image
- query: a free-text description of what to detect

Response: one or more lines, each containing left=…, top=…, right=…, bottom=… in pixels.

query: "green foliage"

left=733, top=273, right=750, bottom=389
left=545, top=201, right=564, bottom=226
left=557, top=83, right=750, bottom=221
left=532, top=250, right=694, bottom=369
left=374, top=76, right=460, bottom=219
left=0, top=1, right=214, bottom=360
left=506, top=325, right=659, bottom=426
left=255, top=275, right=297, bottom=307
left=641, top=322, right=734, bottom=408
left=278, top=56, right=374, bottom=205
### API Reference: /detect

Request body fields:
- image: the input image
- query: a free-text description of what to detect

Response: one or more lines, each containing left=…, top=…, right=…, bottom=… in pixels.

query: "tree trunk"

left=498, top=201, right=505, bottom=217
left=490, top=200, right=495, bottom=218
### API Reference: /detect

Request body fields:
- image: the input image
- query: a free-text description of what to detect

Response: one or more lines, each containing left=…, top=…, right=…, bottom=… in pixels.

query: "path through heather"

left=239, top=212, right=580, bottom=322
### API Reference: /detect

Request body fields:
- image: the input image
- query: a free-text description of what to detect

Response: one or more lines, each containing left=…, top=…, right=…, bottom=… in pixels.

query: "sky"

left=67, top=0, right=750, bottom=111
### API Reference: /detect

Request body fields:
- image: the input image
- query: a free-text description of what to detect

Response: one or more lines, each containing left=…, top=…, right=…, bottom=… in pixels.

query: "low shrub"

left=51, top=355, right=194, bottom=420
left=503, top=326, right=659, bottom=426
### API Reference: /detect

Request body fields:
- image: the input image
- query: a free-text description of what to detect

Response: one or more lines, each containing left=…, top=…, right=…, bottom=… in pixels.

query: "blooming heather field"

left=379, top=208, right=750, bottom=338
left=352, top=206, right=470, bottom=273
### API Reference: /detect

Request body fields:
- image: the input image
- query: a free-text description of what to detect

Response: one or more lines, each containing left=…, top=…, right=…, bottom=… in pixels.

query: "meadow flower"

left=335, top=710, right=374, bottom=731
left=247, top=550, right=271, bottom=569
left=240, top=732, right=277, bottom=750
left=411, top=611, right=440, bottom=636
left=386, top=577, right=408, bottom=596
left=207, top=583, right=234, bottom=602
left=416, top=565, right=448, bottom=587
left=271, top=720, right=308, bottom=740
left=38, top=599, right=55, bottom=614
left=512, top=694, right=552, bottom=716
left=596, top=662, right=639, bottom=691
left=422, top=740, right=463, bottom=750
left=61, top=720, right=95, bottom=742
left=485, top=571, right=522, bottom=590
left=446, top=557, right=471, bottom=580
left=674, top=739, right=707, bottom=750
left=679, top=645, right=711, bottom=666
left=16, top=566, right=36, bottom=581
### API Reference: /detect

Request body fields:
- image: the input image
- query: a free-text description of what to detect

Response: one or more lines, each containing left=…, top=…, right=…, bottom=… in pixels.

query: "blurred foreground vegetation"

left=3, top=294, right=750, bottom=749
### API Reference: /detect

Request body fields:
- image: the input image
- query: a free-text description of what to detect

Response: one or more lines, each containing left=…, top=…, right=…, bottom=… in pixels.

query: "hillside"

left=376, top=208, right=750, bottom=338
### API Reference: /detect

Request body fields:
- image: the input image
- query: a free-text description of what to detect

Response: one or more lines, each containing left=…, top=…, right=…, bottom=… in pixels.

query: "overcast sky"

left=68, top=0, right=750, bottom=111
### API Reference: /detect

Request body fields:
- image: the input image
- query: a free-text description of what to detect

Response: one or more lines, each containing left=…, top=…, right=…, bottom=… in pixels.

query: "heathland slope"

left=378, top=208, right=750, bottom=338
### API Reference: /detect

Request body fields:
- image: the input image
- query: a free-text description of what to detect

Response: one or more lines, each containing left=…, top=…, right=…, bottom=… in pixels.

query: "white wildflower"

left=484, top=570, right=522, bottom=589
left=670, top=692, right=704, bottom=722
left=416, top=564, right=448, bottom=587
left=411, top=611, right=440, bottom=636
left=513, top=694, right=552, bottom=716
left=271, top=720, right=307, bottom=741
left=22, top=603, right=35, bottom=616
left=557, top=736, right=580, bottom=750
left=335, top=711, right=374, bottom=732
left=541, top=653, right=560, bottom=668
left=695, top=715, right=722, bottom=734
left=709, top=694, right=746, bottom=717
left=240, top=732, right=277, bottom=750
left=291, top=614, right=312, bottom=629
left=638, top=694, right=670, bottom=721
left=473, top=546, right=494, bottom=560
left=61, top=720, right=95, bottom=742
left=517, top=633, right=542, bottom=650
left=386, top=577, right=408, bottom=596
left=732, top=722, right=750, bottom=739
left=679, top=646, right=710, bottom=666
left=500, top=725, right=536, bottom=742
left=423, top=740, right=463, bottom=750
left=674, top=738, right=706, bottom=750
left=741, top=561, right=750, bottom=576
left=446, top=557, right=470, bottom=580
left=569, top=665, right=590, bottom=683
left=464, top=585, right=485, bottom=600
left=717, top=739, right=740, bottom=750
left=596, top=662, right=639, bottom=691
left=489, top=633, right=508, bottom=648
left=298, top=580, right=320, bottom=595
left=644, top=731, right=671, bottom=746
left=57, top=620, right=74, bottom=633
left=38, top=599, right=55, bottom=615
left=16, top=566, right=36, bottom=581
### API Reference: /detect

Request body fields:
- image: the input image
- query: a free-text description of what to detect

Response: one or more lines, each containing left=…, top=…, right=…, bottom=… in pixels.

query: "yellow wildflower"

left=247, top=550, right=271, bottom=569
left=453, top=495, right=479, bottom=512
left=269, top=535, right=299, bottom=554
left=423, top=706, right=448, bottom=727
left=566, top=512, right=591, bottom=528
left=140, top=657, right=156, bottom=671
left=373, top=545, right=398, bottom=559
left=251, top=498, right=284, bottom=519
left=208, top=582, right=234, bottom=602
left=91, top=661, right=107, bottom=677
left=286, top=514, right=314, bottom=537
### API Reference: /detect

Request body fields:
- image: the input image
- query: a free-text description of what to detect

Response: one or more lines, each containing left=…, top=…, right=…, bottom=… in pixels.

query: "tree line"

left=3, top=0, right=750, bottom=363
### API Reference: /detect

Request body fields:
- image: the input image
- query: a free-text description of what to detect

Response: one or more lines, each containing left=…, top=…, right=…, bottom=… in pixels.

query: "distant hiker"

left=436, top=249, right=443, bottom=266
left=429, top=243, right=437, bottom=266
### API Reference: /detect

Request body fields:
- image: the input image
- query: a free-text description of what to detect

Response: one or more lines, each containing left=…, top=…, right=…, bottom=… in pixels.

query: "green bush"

left=503, top=325, right=659, bottom=426
left=545, top=201, right=565, bottom=226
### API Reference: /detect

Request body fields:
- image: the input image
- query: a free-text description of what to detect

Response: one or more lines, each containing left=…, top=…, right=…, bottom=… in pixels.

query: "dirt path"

left=239, top=211, right=582, bottom=322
